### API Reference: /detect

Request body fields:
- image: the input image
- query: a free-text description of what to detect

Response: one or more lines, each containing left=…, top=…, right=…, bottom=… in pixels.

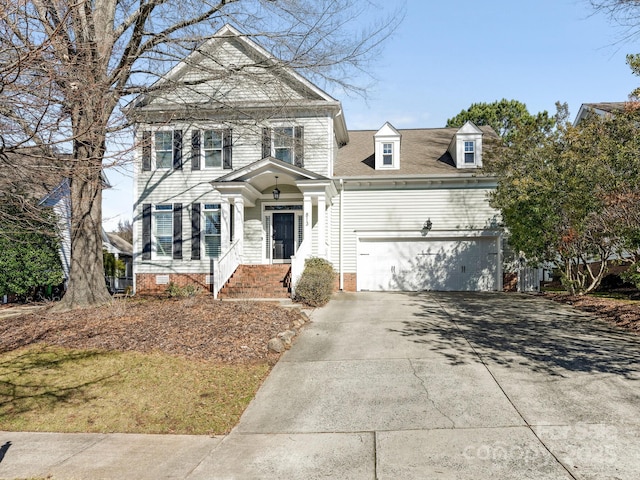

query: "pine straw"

left=545, top=293, right=640, bottom=334
left=0, top=296, right=305, bottom=363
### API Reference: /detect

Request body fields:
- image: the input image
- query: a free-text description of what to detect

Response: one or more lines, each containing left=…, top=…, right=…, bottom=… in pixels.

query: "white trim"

left=355, top=231, right=502, bottom=292
left=153, top=130, right=174, bottom=170
left=355, top=229, right=501, bottom=240
left=201, top=128, right=224, bottom=169
left=153, top=204, right=173, bottom=260
left=262, top=202, right=304, bottom=264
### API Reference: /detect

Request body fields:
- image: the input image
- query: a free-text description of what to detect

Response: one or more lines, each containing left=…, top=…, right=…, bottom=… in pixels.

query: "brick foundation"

left=334, top=273, right=357, bottom=292
left=136, top=273, right=209, bottom=295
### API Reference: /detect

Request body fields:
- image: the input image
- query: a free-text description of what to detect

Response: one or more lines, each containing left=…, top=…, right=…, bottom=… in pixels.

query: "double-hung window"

left=464, top=141, right=475, bottom=164
left=203, top=130, right=223, bottom=168
left=204, top=204, right=221, bottom=257
left=155, top=132, right=173, bottom=169
left=274, top=127, right=294, bottom=164
left=154, top=204, right=173, bottom=257
left=383, top=143, right=393, bottom=165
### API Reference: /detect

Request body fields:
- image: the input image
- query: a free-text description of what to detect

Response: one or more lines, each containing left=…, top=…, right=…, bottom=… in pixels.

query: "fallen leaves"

left=0, top=296, right=306, bottom=363
left=545, top=293, right=640, bottom=334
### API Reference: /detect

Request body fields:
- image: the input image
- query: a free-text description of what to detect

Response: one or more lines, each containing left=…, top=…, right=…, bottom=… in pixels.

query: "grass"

left=0, top=345, right=270, bottom=435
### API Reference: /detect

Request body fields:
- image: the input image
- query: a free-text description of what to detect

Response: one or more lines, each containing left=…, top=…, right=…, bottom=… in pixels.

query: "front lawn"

left=0, top=297, right=305, bottom=434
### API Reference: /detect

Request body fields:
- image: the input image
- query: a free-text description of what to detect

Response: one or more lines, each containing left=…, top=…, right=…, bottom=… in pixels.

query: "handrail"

left=290, top=237, right=311, bottom=297
left=213, top=239, right=241, bottom=299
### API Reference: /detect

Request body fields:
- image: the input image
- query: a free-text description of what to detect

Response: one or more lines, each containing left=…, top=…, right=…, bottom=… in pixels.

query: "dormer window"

left=374, top=122, right=401, bottom=170
left=448, top=121, right=483, bottom=169
left=383, top=143, right=393, bottom=165
left=464, top=141, right=475, bottom=164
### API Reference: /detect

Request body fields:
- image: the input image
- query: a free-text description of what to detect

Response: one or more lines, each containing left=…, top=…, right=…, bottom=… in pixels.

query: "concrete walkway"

left=1, top=292, right=639, bottom=479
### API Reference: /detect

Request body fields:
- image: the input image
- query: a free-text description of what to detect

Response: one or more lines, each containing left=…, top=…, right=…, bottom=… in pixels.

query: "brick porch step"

left=219, top=264, right=292, bottom=299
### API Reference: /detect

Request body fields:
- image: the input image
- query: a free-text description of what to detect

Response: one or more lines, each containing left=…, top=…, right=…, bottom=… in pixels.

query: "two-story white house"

left=128, top=24, right=503, bottom=296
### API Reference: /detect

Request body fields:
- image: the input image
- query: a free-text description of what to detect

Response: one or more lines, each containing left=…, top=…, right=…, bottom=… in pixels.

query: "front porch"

left=210, top=158, right=337, bottom=298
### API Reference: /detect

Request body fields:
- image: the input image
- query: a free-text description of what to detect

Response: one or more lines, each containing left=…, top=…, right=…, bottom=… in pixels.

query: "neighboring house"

left=103, top=231, right=134, bottom=294
left=574, top=102, right=627, bottom=125
left=128, top=24, right=503, bottom=296
left=40, top=176, right=132, bottom=291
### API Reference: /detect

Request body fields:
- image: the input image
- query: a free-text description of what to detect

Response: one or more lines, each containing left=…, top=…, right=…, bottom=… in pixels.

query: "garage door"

left=357, top=237, right=498, bottom=292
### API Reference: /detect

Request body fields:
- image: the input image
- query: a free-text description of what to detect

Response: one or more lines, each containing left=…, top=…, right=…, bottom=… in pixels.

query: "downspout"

left=339, top=178, right=344, bottom=291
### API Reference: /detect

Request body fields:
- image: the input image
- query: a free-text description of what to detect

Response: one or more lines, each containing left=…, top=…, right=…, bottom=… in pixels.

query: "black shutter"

left=294, top=126, right=304, bottom=168
left=142, top=203, right=151, bottom=260
left=191, top=130, right=200, bottom=171
left=262, top=127, right=271, bottom=159
left=173, top=203, right=182, bottom=259
left=191, top=203, right=201, bottom=260
left=173, top=130, right=183, bottom=170
left=142, top=131, right=151, bottom=171
left=223, top=129, right=233, bottom=169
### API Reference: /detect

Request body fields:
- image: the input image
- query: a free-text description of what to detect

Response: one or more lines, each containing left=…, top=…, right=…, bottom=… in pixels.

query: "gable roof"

left=130, top=24, right=340, bottom=108
left=335, top=126, right=497, bottom=178
left=128, top=23, right=349, bottom=145
left=375, top=122, right=401, bottom=137
left=104, top=232, right=133, bottom=256
left=213, top=157, right=328, bottom=188
left=574, top=102, right=627, bottom=124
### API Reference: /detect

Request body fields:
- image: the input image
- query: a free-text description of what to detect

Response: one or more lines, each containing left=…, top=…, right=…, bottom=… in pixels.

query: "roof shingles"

left=335, top=126, right=496, bottom=177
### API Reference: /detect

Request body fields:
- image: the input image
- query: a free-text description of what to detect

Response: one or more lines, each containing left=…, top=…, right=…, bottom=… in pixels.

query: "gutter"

left=339, top=178, right=344, bottom=291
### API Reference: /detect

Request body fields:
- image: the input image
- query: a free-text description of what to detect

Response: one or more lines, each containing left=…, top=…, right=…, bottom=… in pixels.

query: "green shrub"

left=166, top=282, right=202, bottom=298
left=294, top=257, right=336, bottom=307
left=621, top=262, right=640, bottom=290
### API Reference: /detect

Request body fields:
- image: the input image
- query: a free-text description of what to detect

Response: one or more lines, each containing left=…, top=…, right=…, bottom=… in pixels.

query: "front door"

left=273, top=213, right=295, bottom=263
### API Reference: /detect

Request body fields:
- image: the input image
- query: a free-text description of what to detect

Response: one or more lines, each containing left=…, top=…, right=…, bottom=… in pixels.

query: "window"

left=274, top=127, right=294, bottom=164
left=204, top=204, right=221, bottom=257
left=383, top=143, right=393, bottom=165
left=203, top=130, right=222, bottom=168
left=154, top=204, right=173, bottom=256
left=464, top=141, right=475, bottom=164
left=155, top=132, right=173, bottom=169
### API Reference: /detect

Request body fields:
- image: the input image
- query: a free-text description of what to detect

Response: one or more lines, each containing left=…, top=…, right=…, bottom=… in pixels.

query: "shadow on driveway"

left=389, top=292, right=640, bottom=378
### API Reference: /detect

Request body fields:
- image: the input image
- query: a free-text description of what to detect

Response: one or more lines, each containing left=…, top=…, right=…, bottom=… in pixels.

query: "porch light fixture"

left=272, top=176, right=280, bottom=200
left=421, top=218, right=433, bottom=236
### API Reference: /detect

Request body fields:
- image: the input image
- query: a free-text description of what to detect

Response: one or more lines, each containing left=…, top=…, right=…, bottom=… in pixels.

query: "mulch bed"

left=544, top=292, right=640, bottom=334
left=0, top=296, right=306, bottom=363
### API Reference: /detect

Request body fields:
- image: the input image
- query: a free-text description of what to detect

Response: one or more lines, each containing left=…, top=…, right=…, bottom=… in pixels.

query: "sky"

left=101, top=0, right=640, bottom=231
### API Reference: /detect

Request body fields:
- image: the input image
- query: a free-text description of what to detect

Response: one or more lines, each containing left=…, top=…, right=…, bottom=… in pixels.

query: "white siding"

left=243, top=204, right=263, bottom=264
left=330, top=183, right=500, bottom=274
left=146, top=38, right=318, bottom=108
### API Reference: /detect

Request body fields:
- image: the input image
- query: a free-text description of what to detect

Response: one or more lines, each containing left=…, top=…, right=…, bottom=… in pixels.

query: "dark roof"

left=0, top=148, right=69, bottom=201
left=105, top=232, right=133, bottom=256
left=580, top=102, right=627, bottom=114
left=335, top=126, right=497, bottom=177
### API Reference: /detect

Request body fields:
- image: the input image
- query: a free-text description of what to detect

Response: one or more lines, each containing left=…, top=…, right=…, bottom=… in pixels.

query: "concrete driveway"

left=1, top=292, right=638, bottom=479
left=191, top=292, right=640, bottom=479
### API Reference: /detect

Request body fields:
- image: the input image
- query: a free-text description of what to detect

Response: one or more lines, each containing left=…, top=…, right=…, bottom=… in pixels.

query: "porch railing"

left=213, top=239, right=241, bottom=299
left=290, top=237, right=311, bottom=297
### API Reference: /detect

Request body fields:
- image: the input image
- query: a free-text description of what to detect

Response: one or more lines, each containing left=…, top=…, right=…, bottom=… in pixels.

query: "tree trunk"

left=53, top=138, right=112, bottom=310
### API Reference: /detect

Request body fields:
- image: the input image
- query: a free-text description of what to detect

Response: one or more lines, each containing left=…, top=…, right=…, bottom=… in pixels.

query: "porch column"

left=303, top=194, right=313, bottom=253
left=234, top=196, right=245, bottom=257
left=221, top=200, right=231, bottom=253
left=317, top=193, right=326, bottom=257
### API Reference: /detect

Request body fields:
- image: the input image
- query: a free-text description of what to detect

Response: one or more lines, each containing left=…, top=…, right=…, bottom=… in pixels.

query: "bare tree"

left=0, top=0, right=402, bottom=309
left=114, top=219, right=133, bottom=245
